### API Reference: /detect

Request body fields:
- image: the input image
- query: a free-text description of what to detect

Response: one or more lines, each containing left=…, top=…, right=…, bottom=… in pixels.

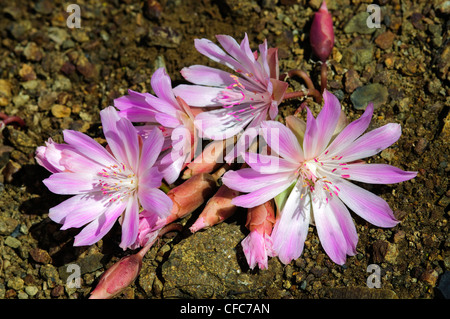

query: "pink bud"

left=89, top=224, right=181, bottom=299
left=182, top=140, right=227, bottom=179
left=241, top=200, right=276, bottom=270
left=89, top=249, right=145, bottom=299
left=166, top=173, right=217, bottom=223
left=190, top=184, right=239, bottom=233
left=310, top=1, right=334, bottom=62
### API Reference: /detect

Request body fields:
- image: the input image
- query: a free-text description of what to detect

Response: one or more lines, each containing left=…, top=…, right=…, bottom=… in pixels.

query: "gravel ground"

left=0, top=0, right=448, bottom=300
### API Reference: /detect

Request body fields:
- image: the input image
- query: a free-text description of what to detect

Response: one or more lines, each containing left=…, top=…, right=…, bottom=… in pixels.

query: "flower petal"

left=74, top=199, right=127, bottom=247
left=324, top=103, right=374, bottom=158
left=244, top=152, right=298, bottom=174
left=194, top=107, right=253, bottom=140
left=337, top=123, right=402, bottom=163
left=330, top=176, right=399, bottom=227
left=194, top=38, right=244, bottom=73
left=43, top=172, right=97, bottom=195
left=312, top=194, right=357, bottom=265
left=260, top=120, right=304, bottom=162
left=50, top=193, right=110, bottom=230
left=271, top=183, right=311, bottom=264
left=222, top=168, right=293, bottom=193
left=314, top=89, right=342, bottom=153
left=63, top=130, right=115, bottom=167
left=151, top=67, right=179, bottom=107
left=232, top=180, right=291, bottom=208
left=173, top=84, right=224, bottom=107
left=302, top=107, right=319, bottom=159
left=120, top=195, right=140, bottom=250
left=343, top=163, right=417, bottom=184
left=138, top=127, right=164, bottom=176
left=100, top=106, right=139, bottom=169
left=138, top=187, right=172, bottom=218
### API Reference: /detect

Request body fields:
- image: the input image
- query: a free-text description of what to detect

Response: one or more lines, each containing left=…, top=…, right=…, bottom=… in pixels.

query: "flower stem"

left=284, top=70, right=322, bottom=103
left=320, top=62, right=328, bottom=93
left=0, top=112, right=26, bottom=128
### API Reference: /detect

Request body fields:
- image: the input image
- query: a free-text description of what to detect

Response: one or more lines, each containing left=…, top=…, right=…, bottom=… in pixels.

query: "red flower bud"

left=310, top=1, right=334, bottom=62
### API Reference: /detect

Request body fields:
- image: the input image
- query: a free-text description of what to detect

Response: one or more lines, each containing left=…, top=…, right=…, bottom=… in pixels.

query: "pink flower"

left=37, top=106, right=172, bottom=250
left=310, top=1, right=334, bottom=62
left=173, top=33, right=288, bottom=140
left=222, top=90, right=417, bottom=265
left=241, top=200, right=276, bottom=270
left=114, top=67, right=198, bottom=184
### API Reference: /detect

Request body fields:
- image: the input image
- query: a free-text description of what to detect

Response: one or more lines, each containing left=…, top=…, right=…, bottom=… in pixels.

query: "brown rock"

left=326, top=287, right=398, bottom=299
left=19, top=64, right=36, bottom=81
left=344, top=69, right=362, bottom=93
left=375, top=31, right=395, bottom=50
left=23, top=42, right=43, bottom=62
left=420, top=269, right=439, bottom=287
left=51, top=285, right=65, bottom=297
left=30, top=247, right=52, bottom=264
left=372, top=240, right=388, bottom=263
left=51, top=104, right=71, bottom=118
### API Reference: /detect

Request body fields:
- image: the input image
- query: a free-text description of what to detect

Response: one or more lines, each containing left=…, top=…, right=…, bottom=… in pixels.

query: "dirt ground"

left=0, top=0, right=448, bottom=300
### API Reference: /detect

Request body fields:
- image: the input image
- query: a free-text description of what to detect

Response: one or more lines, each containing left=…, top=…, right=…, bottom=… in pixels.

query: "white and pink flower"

left=223, top=90, right=417, bottom=265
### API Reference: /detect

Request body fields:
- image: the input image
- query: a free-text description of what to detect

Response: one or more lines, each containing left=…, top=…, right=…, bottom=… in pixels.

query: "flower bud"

left=310, top=1, right=334, bottom=62
left=190, top=185, right=239, bottom=232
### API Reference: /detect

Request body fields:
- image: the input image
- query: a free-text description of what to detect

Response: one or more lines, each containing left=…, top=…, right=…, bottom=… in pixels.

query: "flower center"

left=97, top=163, right=137, bottom=202
left=296, top=157, right=341, bottom=204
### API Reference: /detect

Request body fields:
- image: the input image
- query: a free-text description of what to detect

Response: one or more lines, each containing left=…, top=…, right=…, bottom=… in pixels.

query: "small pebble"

left=5, top=236, right=21, bottom=249
left=350, top=83, right=389, bottom=110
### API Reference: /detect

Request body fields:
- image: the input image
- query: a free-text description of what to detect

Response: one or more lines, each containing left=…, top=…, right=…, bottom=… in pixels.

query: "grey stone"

left=161, top=223, right=283, bottom=299
left=344, top=12, right=377, bottom=35
left=350, top=83, right=389, bottom=110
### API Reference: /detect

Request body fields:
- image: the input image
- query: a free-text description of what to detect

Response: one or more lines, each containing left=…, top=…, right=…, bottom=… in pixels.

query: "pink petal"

left=244, top=152, right=298, bottom=174
left=216, top=34, right=265, bottom=89
left=312, top=194, right=357, bottom=265
left=330, top=176, right=399, bottom=227
left=115, top=118, right=140, bottom=171
left=173, top=84, right=224, bottom=107
left=337, top=123, right=402, bottom=163
left=232, top=180, right=291, bottom=208
left=302, top=107, right=319, bottom=159
left=271, top=184, right=310, bottom=264
left=194, top=38, right=244, bottom=73
left=138, top=166, right=163, bottom=190
left=180, top=65, right=237, bottom=87
left=314, top=89, right=342, bottom=153
left=260, top=120, right=304, bottom=162
left=114, top=90, right=158, bottom=122
left=194, top=107, right=253, bottom=140
left=50, top=193, right=109, bottom=230
left=138, top=187, right=172, bottom=218
left=222, top=168, right=293, bottom=193
left=74, top=199, right=127, bottom=247
left=63, top=130, right=116, bottom=167
left=151, top=68, right=179, bottom=107
left=138, top=127, right=164, bottom=176
left=100, top=106, right=138, bottom=169
left=241, top=231, right=272, bottom=269
left=120, top=195, right=140, bottom=250
left=43, top=172, right=97, bottom=195
left=324, top=103, right=374, bottom=158
left=343, top=163, right=417, bottom=184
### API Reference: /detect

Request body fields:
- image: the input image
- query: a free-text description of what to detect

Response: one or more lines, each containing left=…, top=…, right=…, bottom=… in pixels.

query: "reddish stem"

left=0, top=112, right=26, bottom=128
left=320, top=63, right=328, bottom=93
left=284, top=70, right=322, bottom=103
